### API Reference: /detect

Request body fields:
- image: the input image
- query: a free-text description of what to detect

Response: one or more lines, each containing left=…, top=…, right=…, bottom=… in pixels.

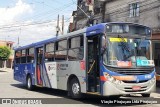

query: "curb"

left=0, top=68, right=13, bottom=72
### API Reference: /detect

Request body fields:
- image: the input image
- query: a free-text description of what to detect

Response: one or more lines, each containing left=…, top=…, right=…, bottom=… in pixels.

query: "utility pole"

left=62, top=15, right=64, bottom=35
left=18, top=36, right=19, bottom=46
left=56, top=14, right=60, bottom=37
left=16, top=28, right=20, bottom=47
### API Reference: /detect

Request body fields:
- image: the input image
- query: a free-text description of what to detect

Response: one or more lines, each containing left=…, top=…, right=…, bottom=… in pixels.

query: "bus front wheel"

left=26, top=75, right=34, bottom=90
left=142, top=94, right=150, bottom=97
left=69, top=78, right=81, bottom=98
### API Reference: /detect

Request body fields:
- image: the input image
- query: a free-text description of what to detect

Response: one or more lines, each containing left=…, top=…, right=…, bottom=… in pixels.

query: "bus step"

left=86, top=92, right=100, bottom=95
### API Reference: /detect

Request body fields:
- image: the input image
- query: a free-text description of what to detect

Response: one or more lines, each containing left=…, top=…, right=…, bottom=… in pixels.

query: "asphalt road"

left=0, top=70, right=160, bottom=107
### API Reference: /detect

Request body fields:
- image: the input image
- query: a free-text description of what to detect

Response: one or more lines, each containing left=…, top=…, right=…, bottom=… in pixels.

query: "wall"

left=105, top=0, right=160, bottom=33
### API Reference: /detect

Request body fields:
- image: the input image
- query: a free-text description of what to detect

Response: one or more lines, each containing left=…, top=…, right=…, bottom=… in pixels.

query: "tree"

left=0, top=46, right=11, bottom=61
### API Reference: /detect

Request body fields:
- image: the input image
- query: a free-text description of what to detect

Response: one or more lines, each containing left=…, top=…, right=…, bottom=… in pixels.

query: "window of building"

left=129, top=3, right=140, bottom=17
left=45, top=43, right=55, bottom=62
left=68, top=36, right=84, bottom=60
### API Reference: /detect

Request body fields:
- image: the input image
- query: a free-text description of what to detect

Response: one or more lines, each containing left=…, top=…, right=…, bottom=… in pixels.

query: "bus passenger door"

left=87, top=36, right=100, bottom=93
left=35, top=47, right=43, bottom=86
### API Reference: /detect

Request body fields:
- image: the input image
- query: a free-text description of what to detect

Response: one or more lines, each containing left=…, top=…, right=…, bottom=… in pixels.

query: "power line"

left=0, top=15, right=72, bottom=31
left=0, top=4, right=75, bottom=30
left=0, top=2, right=74, bottom=28
left=0, top=20, right=56, bottom=30
left=22, top=2, right=74, bottom=21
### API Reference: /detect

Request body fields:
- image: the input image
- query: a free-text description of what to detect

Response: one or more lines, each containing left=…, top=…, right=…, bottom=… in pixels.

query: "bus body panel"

left=100, top=63, right=156, bottom=96
left=14, top=63, right=35, bottom=85
left=43, top=61, right=86, bottom=93
left=102, top=79, right=156, bottom=96
left=14, top=64, right=21, bottom=82
left=44, top=62, right=57, bottom=89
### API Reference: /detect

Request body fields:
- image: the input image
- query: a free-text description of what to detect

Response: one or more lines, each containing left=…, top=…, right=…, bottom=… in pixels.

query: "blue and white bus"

left=14, top=22, right=156, bottom=98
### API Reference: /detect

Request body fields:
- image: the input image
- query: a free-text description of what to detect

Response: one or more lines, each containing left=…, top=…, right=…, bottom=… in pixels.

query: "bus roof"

left=14, top=23, right=107, bottom=51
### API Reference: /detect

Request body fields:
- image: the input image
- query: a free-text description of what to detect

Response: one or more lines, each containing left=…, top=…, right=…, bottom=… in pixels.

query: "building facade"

left=0, top=40, right=14, bottom=68
left=69, top=0, right=105, bottom=31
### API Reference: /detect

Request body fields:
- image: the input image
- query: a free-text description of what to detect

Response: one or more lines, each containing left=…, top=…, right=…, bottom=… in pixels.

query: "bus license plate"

left=132, top=86, right=141, bottom=90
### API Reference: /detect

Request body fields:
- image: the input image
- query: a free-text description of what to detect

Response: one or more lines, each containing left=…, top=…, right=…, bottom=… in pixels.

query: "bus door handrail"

left=87, top=60, right=95, bottom=74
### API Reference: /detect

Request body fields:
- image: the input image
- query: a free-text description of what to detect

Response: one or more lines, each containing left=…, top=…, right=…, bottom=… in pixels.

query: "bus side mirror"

left=102, top=36, right=107, bottom=48
left=101, top=36, right=107, bottom=55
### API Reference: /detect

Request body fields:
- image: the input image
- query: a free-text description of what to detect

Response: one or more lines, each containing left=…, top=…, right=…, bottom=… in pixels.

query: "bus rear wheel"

left=26, top=75, right=34, bottom=90
left=142, top=94, right=150, bottom=97
left=69, top=78, right=81, bottom=98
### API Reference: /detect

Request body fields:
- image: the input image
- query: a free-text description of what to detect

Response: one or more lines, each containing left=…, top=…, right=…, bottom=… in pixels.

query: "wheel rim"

left=72, top=83, right=79, bottom=95
left=27, top=78, right=31, bottom=88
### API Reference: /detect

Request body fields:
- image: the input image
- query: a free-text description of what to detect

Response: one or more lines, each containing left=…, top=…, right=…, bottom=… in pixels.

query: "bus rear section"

left=14, top=48, right=35, bottom=89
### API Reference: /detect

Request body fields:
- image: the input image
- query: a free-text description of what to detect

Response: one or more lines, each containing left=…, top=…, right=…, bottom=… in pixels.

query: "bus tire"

left=69, top=78, right=81, bottom=98
left=142, top=94, right=150, bottom=97
left=26, top=75, right=34, bottom=90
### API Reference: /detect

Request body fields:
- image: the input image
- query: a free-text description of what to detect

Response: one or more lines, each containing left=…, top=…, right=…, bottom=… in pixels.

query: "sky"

left=0, top=0, right=77, bottom=47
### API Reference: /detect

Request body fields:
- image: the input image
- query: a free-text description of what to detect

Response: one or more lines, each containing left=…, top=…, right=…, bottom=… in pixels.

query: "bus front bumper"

left=102, top=77, right=156, bottom=96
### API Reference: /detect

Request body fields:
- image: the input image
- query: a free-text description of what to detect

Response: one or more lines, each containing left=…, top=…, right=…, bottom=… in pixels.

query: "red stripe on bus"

left=113, top=76, right=136, bottom=81
left=37, top=66, right=41, bottom=85
left=100, top=76, right=107, bottom=81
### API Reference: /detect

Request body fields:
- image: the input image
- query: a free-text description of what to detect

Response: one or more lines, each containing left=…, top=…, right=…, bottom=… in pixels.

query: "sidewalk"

left=0, top=68, right=13, bottom=72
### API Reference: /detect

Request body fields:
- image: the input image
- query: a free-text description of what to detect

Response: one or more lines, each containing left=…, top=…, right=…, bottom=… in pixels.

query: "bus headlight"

left=151, top=76, right=156, bottom=83
left=115, top=79, right=121, bottom=85
left=104, top=72, right=121, bottom=84
left=149, top=76, right=156, bottom=84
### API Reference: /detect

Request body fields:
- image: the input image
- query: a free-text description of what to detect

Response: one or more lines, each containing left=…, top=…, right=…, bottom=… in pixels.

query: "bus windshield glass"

left=103, top=37, right=154, bottom=68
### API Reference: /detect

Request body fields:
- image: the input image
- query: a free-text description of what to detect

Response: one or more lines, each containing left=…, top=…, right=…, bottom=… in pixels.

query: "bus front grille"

left=106, top=66, right=154, bottom=75
left=116, top=69, right=152, bottom=75
left=122, top=80, right=149, bottom=83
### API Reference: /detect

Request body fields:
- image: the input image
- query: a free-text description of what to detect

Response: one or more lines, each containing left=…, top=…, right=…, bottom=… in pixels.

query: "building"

left=0, top=40, right=14, bottom=68
left=69, top=0, right=103, bottom=32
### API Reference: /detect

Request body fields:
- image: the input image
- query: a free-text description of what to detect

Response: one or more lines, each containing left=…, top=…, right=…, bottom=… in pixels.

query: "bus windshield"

left=103, top=37, right=154, bottom=68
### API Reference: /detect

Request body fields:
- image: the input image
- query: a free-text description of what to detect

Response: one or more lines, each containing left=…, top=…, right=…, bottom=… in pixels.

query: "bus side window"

left=21, top=49, right=26, bottom=63
left=27, top=48, right=34, bottom=63
left=55, top=39, right=67, bottom=60
left=45, top=43, right=54, bottom=62
left=15, top=51, right=21, bottom=64
left=68, top=36, right=84, bottom=60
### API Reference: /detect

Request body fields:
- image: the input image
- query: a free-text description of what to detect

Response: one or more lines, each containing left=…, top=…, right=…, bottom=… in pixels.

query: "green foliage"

left=0, top=46, right=11, bottom=61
